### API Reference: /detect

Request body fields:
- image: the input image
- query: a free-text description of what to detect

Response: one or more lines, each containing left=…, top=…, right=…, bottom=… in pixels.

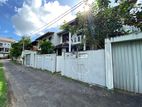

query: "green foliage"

left=19, top=36, right=31, bottom=50
left=39, top=40, right=54, bottom=54
left=0, top=66, right=8, bottom=107
left=60, top=0, right=141, bottom=49
left=10, top=36, right=31, bottom=59
left=10, top=43, right=22, bottom=59
left=96, top=0, right=111, bottom=9
left=114, top=0, right=142, bottom=31
left=60, top=21, right=78, bottom=35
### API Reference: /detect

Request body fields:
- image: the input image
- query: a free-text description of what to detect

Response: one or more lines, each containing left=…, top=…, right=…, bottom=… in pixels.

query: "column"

left=83, top=35, right=86, bottom=51
left=105, top=38, right=114, bottom=90
left=69, top=32, right=72, bottom=52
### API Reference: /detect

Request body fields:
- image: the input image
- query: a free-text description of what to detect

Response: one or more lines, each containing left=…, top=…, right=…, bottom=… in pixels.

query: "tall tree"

left=19, top=36, right=31, bottom=50
left=10, top=43, right=22, bottom=59
left=10, top=36, right=31, bottom=59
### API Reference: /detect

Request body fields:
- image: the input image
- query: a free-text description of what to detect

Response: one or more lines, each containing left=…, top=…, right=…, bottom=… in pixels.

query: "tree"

left=39, top=40, right=54, bottom=54
left=10, top=36, right=31, bottom=59
left=19, top=36, right=31, bottom=50
left=60, top=0, right=124, bottom=49
left=114, top=0, right=142, bottom=31
left=61, top=0, right=142, bottom=49
left=10, top=43, right=22, bottom=59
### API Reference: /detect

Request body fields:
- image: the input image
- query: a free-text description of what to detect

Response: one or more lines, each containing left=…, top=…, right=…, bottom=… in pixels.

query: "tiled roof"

left=0, top=37, right=15, bottom=43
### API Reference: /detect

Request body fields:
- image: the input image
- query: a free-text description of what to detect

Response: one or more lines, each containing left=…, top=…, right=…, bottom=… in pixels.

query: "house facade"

left=30, top=20, right=87, bottom=55
left=0, top=37, right=15, bottom=58
left=56, top=30, right=86, bottom=56
left=31, top=32, right=60, bottom=51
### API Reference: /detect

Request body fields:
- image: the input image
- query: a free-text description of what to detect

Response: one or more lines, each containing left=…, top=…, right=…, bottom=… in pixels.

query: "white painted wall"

left=51, top=33, right=60, bottom=46
left=61, top=50, right=106, bottom=86
left=56, top=56, right=64, bottom=72
left=23, top=50, right=106, bottom=87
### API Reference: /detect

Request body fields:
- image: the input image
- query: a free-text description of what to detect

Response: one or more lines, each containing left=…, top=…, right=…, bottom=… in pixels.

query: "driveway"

left=3, top=60, right=142, bottom=107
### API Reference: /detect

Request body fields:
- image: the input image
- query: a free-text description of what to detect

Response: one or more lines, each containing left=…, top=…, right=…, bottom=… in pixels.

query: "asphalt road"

left=3, top=60, right=142, bottom=107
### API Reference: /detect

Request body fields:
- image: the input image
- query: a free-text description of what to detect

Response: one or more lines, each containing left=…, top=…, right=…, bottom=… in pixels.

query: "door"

left=112, top=40, right=142, bottom=93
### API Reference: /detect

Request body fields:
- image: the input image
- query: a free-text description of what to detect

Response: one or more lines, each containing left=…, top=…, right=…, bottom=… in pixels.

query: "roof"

left=0, top=37, right=15, bottom=43
left=57, top=19, right=77, bottom=35
left=57, top=30, right=68, bottom=35
left=36, top=32, right=54, bottom=41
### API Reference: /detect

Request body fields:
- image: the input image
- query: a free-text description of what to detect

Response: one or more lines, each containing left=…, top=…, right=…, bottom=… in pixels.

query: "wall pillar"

left=83, top=35, right=86, bottom=51
left=69, top=32, right=72, bottom=52
left=105, top=38, right=114, bottom=89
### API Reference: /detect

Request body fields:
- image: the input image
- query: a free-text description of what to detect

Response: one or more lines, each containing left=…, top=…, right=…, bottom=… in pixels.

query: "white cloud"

left=0, top=0, right=8, bottom=5
left=12, top=0, right=75, bottom=37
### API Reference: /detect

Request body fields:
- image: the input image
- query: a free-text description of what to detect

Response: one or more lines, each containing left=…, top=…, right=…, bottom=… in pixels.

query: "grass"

left=0, top=63, right=8, bottom=107
left=0, top=63, right=3, bottom=67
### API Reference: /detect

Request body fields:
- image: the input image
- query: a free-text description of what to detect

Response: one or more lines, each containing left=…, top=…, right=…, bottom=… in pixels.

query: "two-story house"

left=56, top=30, right=86, bottom=56
left=55, top=19, right=86, bottom=56
left=30, top=20, right=87, bottom=56
left=0, top=37, right=15, bottom=58
left=31, top=32, right=60, bottom=51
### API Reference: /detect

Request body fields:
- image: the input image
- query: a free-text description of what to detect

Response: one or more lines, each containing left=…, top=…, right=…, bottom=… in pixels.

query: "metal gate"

left=112, top=40, right=142, bottom=93
left=25, top=54, right=31, bottom=66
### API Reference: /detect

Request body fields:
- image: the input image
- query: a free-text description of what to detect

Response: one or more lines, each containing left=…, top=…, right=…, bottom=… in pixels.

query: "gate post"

left=105, top=38, right=114, bottom=89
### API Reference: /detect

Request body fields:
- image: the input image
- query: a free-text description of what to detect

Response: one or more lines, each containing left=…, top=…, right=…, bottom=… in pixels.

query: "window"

left=0, top=43, right=3, bottom=46
left=78, top=36, right=81, bottom=42
left=0, top=48, right=4, bottom=52
left=5, top=48, right=9, bottom=52
left=49, top=37, right=52, bottom=41
left=74, top=37, right=77, bottom=42
left=62, top=33, right=69, bottom=43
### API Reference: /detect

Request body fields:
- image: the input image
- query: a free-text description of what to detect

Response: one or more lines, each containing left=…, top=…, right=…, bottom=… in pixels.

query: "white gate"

left=112, top=40, right=142, bottom=93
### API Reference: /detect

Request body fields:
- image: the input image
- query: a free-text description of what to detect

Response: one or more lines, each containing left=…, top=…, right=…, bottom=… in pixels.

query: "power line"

left=29, top=1, right=84, bottom=36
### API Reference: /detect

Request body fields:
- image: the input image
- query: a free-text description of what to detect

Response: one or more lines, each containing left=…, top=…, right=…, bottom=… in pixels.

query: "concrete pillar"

left=105, top=38, right=114, bottom=90
left=69, top=32, right=72, bottom=52
left=83, top=35, right=86, bottom=51
left=3, top=48, right=5, bottom=52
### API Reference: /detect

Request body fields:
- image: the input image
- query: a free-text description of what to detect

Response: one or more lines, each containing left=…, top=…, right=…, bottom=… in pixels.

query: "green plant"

left=39, top=40, right=54, bottom=54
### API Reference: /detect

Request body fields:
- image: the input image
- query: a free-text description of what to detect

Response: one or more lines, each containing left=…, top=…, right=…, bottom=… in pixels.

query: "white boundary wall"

left=35, top=54, right=56, bottom=73
left=61, top=50, right=106, bottom=86
left=23, top=50, right=106, bottom=87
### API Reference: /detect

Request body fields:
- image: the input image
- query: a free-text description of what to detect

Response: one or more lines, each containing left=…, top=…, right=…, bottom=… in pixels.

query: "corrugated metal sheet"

left=112, top=40, right=142, bottom=93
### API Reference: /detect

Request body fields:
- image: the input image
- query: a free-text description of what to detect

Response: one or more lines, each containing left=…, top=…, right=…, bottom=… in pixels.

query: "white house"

left=0, top=37, right=15, bottom=58
left=56, top=30, right=86, bottom=56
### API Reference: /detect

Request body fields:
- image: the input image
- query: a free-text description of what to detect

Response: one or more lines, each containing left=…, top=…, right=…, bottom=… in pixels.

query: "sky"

left=0, top=0, right=85, bottom=41
left=0, top=0, right=141, bottom=41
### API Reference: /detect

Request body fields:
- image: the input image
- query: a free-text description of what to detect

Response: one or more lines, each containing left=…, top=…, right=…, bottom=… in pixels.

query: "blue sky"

left=0, top=0, right=78, bottom=41
left=1, top=0, right=141, bottom=41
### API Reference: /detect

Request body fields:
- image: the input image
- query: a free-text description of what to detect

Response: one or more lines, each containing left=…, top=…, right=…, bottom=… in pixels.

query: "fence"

left=23, top=50, right=106, bottom=87
left=23, top=32, right=142, bottom=93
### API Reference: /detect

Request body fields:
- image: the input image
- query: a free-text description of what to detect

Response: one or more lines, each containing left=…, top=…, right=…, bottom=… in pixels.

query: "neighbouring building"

left=31, top=32, right=60, bottom=51
left=56, top=19, right=86, bottom=56
left=30, top=19, right=87, bottom=56
left=56, top=30, right=86, bottom=56
left=0, top=37, right=15, bottom=58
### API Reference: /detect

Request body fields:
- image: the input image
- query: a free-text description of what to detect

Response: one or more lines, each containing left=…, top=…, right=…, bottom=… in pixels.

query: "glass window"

left=78, top=36, right=81, bottom=42
left=0, top=43, right=3, bottom=46
left=74, top=37, right=77, bottom=42
left=5, top=48, right=9, bottom=52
